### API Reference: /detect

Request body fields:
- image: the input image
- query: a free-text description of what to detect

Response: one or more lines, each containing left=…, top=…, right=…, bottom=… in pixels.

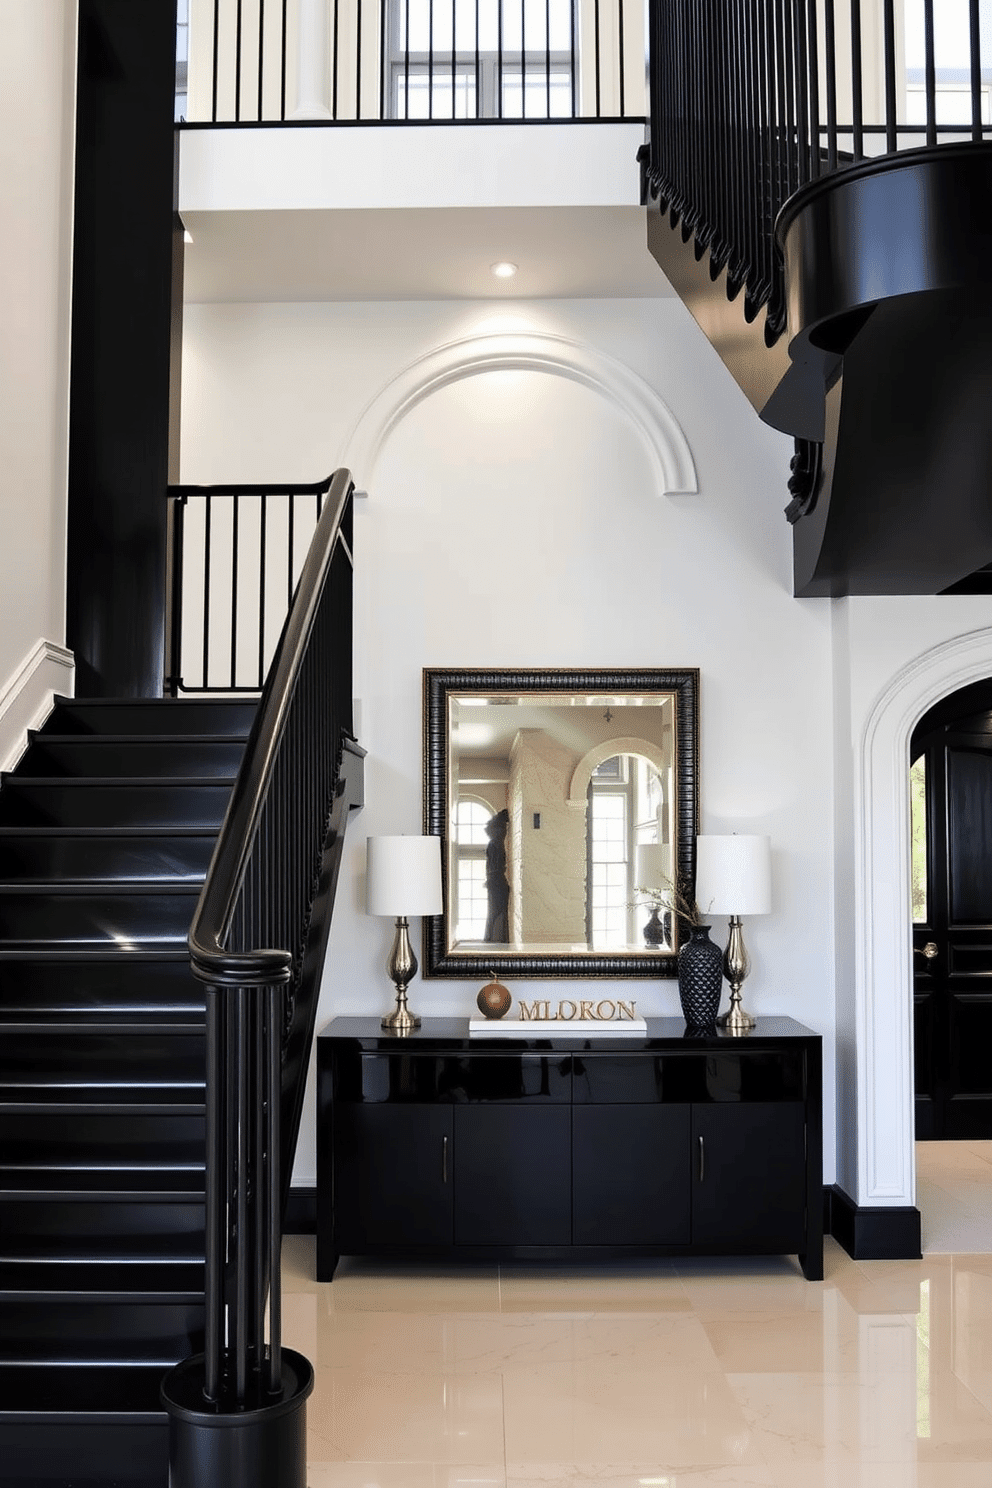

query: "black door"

left=453, top=1105, right=571, bottom=1245
left=912, top=681, right=992, bottom=1139
left=333, top=1103, right=453, bottom=1249
left=691, top=1103, right=806, bottom=1252
left=572, top=1104, right=691, bottom=1245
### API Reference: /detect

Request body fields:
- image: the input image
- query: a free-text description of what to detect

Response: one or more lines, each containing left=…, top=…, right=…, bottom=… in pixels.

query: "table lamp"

left=695, top=834, right=771, bottom=1033
left=366, top=835, right=443, bottom=1034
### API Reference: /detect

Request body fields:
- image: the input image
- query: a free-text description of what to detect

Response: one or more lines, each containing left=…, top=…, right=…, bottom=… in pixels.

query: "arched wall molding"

left=568, top=737, right=670, bottom=804
left=338, top=331, right=698, bottom=498
left=857, top=625, right=992, bottom=1209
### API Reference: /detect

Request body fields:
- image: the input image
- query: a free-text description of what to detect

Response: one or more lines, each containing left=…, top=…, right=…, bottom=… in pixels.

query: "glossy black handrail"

left=645, top=0, right=992, bottom=347
left=185, top=468, right=355, bottom=1408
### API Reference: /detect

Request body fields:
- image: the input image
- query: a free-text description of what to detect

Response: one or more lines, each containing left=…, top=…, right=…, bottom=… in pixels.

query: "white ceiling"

left=181, top=204, right=677, bottom=303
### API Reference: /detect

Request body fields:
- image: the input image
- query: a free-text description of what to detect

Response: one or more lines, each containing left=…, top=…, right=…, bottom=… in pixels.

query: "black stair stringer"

left=0, top=695, right=254, bottom=1488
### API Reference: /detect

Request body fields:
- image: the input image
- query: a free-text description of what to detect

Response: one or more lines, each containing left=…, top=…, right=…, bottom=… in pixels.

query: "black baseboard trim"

left=826, top=1184, right=922, bottom=1260
left=285, top=1186, right=317, bottom=1234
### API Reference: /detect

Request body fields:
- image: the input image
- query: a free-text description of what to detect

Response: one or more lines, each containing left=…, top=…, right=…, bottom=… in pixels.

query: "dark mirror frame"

left=423, top=667, right=699, bottom=979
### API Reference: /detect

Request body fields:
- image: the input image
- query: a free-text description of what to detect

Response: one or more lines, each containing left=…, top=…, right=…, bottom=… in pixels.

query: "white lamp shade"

left=366, top=835, right=443, bottom=918
left=695, top=834, right=771, bottom=916
left=634, top=842, right=668, bottom=891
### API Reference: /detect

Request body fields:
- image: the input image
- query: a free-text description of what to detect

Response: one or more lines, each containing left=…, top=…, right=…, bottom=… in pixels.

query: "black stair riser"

left=0, top=957, right=203, bottom=1012
left=0, top=1113, right=204, bottom=1163
left=0, top=1417, right=169, bottom=1488
left=1, top=1032, right=204, bottom=1082
left=0, top=890, right=199, bottom=943
left=18, top=738, right=246, bottom=779
left=0, top=1302, right=204, bottom=1356
left=46, top=698, right=255, bottom=737
left=0, top=1260, right=203, bottom=1294
left=0, top=833, right=214, bottom=882
left=0, top=1201, right=204, bottom=1249
left=0, top=781, right=233, bottom=829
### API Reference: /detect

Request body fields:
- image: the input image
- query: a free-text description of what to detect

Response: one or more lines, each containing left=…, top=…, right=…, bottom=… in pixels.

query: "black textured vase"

left=677, top=924, right=723, bottom=1029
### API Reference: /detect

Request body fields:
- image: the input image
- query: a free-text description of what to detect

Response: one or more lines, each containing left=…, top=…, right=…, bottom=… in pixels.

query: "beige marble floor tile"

left=291, top=1308, right=721, bottom=1376
left=502, top=1361, right=762, bottom=1468
left=306, top=1367, right=506, bottom=1463
left=765, top=1463, right=992, bottom=1488
left=306, top=1465, right=507, bottom=1488
left=498, top=1262, right=690, bottom=1315
left=726, top=1368, right=992, bottom=1464
left=306, top=1464, right=438, bottom=1488
left=700, top=1306, right=919, bottom=1375
left=506, top=1466, right=777, bottom=1487
left=671, top=1257, right=828, bottom=1318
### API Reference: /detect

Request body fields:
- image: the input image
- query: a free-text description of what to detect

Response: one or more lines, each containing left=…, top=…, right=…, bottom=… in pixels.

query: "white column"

left=291, top=0, right=332, bottom=119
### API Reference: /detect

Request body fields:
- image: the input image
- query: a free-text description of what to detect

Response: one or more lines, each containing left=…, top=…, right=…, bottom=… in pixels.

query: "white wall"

left=0, top=0, right=75, bottom=750
left=181, top=294, right=839, bottom=1190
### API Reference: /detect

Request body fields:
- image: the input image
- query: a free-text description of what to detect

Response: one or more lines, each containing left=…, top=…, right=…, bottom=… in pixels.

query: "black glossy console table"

left=316, top=1016, right=823, bottom=1281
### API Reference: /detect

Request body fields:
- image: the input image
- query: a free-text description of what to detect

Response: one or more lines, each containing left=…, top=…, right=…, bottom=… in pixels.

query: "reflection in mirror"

left=424, top=670, right=699, bottom=979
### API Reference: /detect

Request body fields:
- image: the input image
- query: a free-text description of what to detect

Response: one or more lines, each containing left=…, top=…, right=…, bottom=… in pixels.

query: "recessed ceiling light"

left=490, top=261, right=518, bottom=279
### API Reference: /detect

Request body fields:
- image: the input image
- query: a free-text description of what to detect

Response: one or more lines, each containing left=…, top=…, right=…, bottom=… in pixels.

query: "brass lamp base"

left=380, top=916, right=422, bottom=1034
left=716, top=914, right=756, bottom=1035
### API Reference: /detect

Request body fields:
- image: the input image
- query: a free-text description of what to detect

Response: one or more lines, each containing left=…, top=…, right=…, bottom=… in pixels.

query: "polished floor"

left=917, top=1141, right=992, bottom=1254
left=283, top=1147, right=992, bottom=1488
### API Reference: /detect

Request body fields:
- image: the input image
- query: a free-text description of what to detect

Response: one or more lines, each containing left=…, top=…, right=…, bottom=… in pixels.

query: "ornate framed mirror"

left=423, top=668, right=699, bottom=978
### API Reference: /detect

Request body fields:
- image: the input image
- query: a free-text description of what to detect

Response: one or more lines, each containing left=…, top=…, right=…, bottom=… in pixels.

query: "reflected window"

left=454, top=799, right=491, bottom=939
left=911, top=754, right=928, bottom=924
left=387, top=0, right=576, bottom=119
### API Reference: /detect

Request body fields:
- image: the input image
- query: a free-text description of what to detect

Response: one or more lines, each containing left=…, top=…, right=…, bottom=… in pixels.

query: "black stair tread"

left=0, top=1165, right=205, bottom=1197
left=0, top=1362, right=171, bottom=1419
left=0, top=1084, right=204, bottom=1111
left=0, top=1258, right=203, bottom=1296
left=0, top=1337, right=199, bottom=1369
left=0, top=946, right=190, bottom=960
left=0, top=775, right=237, bottom=788
left=31, top=733, right=248, bottom=745
left=0, top=877, right=206, bottom=892
left=0, top=937, right=189, bottom=954
left=0, top=824, right=219, bottom=836
left=0, top=1014, right=204, bottom=1033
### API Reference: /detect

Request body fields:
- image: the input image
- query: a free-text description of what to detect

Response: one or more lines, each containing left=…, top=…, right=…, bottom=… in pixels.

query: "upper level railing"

left=176, top=0, right=645, bottom=122
left=644, top=0, right=992, bottom=342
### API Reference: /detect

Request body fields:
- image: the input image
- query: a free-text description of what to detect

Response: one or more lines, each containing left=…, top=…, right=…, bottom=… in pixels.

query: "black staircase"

left=0, top=470, right=363, bottom=1485
left=0, top=695, right=255, bottom=1487
left=644, top=0, right=992, bottom=597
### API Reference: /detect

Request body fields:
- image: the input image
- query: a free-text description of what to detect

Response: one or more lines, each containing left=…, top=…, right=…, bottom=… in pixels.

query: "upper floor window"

left=388, top=0, right=576, bottom=119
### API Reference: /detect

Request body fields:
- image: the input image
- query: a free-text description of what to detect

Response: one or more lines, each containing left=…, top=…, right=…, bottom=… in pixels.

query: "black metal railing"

left=181, top=468, right=358, bottom=1411
left=179, top=0, right=643, bottom=122
left=166, top=474, right=336, bottom=695
left=645, top=0, right=992, bottom=342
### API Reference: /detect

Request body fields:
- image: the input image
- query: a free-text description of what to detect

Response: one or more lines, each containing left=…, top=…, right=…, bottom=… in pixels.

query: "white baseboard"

left=0, top=640, right=75, bottom=774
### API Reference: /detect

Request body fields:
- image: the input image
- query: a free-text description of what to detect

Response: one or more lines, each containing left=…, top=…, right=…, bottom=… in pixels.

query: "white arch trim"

left=568, top=737, right=669, bottom=804
left=858, top=625, right=992, bottom=1208
left=339, top=331, right=698, bottom=497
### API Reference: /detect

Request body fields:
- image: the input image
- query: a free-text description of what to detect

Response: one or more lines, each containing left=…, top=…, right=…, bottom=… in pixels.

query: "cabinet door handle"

left=698, top=1134, right=705, bottom=1183
left=442, top=1134, right=449, bottom=1184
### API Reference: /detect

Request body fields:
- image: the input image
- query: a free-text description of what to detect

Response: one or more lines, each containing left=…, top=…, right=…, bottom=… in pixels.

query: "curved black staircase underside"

left=0, top=696, right=254, bottom=1487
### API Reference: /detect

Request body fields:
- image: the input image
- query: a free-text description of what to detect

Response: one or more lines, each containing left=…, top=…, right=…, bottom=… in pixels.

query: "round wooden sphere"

left=476, top=978, right=512, bottom=1019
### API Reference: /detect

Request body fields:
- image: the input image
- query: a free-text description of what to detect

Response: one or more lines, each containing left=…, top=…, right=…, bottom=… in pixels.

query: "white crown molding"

left=0, top=639, right=74, bottom=774
left=339, top=330, right=698, bottom=498
left=856, top=625, right=992, bottom=1207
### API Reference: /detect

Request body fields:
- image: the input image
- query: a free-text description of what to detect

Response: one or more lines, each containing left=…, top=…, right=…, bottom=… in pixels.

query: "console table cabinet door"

left=453, top=1105, right=571, bottom=1245
left=334, top=1103, right=454, bottom=1249
left=691, top=1102, right=806, bottom=1252
left=572, top=1104, right=692, bottom=1245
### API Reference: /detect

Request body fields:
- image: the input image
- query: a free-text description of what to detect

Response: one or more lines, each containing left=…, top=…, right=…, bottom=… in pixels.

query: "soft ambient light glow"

left=490, top=261, right=518, bottom=279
